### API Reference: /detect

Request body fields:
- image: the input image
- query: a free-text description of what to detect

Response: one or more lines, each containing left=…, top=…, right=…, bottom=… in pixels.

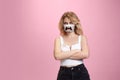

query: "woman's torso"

left=60, top=35, right=83, bottom=67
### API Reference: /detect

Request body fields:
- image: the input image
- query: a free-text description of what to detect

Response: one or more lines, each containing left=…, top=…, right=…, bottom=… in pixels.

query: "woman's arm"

left=70, top=35, right=90, bottom=60
left=53, top=37, right=79, bottom=60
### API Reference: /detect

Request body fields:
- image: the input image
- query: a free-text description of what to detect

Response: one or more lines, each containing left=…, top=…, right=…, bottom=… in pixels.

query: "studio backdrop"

left=0, top=0, right=120, bottom=80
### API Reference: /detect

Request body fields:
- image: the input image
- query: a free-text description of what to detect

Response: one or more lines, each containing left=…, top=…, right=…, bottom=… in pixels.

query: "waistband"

left=60, top=63, right=84, bottom=70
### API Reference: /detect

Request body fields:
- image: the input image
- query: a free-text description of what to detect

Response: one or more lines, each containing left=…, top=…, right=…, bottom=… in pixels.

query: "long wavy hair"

left=58, top=11, right=84, bottom=36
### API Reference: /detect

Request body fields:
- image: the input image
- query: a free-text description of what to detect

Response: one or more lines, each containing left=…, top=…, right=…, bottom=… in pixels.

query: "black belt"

left=60, top=63, right=84, bottom=70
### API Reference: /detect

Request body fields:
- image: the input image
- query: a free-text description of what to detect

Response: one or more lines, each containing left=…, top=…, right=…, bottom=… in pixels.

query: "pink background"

left=0, top=0, right=120, bottom=80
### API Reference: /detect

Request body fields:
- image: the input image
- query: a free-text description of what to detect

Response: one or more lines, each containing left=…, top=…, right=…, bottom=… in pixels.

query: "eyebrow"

left=63, top=22, right=73, bottom=24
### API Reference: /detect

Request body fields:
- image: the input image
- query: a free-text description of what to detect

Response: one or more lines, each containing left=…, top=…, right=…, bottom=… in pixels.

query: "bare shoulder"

left=81, top=34, right=88, bottom=40
left=54, top=36, right=61, bottom=48
left=54, top=36, right=61, bottom=43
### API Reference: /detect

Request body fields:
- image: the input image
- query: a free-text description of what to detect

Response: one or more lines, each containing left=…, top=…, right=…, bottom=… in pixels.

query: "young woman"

left=54, top=11, right=90, bottom=80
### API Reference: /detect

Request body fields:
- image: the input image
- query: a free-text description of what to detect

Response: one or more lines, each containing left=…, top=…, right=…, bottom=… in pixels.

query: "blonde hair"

left=58, top=11, right=84, bottom=35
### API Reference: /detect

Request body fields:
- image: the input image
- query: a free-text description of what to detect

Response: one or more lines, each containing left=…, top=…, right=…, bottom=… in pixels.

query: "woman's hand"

left=70, top=49, right=80, bottom=55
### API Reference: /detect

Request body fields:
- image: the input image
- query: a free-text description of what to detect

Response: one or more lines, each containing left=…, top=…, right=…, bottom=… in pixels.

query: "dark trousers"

left=57, top=64, right=90, bottom=80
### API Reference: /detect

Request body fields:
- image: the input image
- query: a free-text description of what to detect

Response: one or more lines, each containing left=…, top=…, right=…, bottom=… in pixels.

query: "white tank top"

left=60, top=35, right=83, bottom=67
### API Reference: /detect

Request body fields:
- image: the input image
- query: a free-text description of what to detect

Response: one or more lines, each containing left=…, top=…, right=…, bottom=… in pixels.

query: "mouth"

left=65, top=27, right=72, bottom=30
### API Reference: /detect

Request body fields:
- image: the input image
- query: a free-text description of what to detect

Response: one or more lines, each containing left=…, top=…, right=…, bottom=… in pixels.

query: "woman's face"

left=63, top=17, right=75, bottom=33
left=63, top=17, right=73, bottom=24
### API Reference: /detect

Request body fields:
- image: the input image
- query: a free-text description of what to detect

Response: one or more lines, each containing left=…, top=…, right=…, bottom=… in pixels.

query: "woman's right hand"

left=70, top=49, right=80, bottom=55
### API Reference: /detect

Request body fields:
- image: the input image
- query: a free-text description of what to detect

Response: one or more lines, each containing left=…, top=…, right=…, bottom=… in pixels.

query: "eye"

left=69, top=22, right=73, bottom=24
left=63, top=22, right=68, bottom=24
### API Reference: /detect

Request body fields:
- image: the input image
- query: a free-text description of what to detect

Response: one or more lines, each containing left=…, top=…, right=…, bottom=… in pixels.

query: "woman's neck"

left=66, top=32, right=77, bottom=38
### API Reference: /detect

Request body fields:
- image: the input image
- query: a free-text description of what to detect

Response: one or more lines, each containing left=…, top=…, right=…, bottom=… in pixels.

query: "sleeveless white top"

left=60, top=35, right=83, bottom=67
